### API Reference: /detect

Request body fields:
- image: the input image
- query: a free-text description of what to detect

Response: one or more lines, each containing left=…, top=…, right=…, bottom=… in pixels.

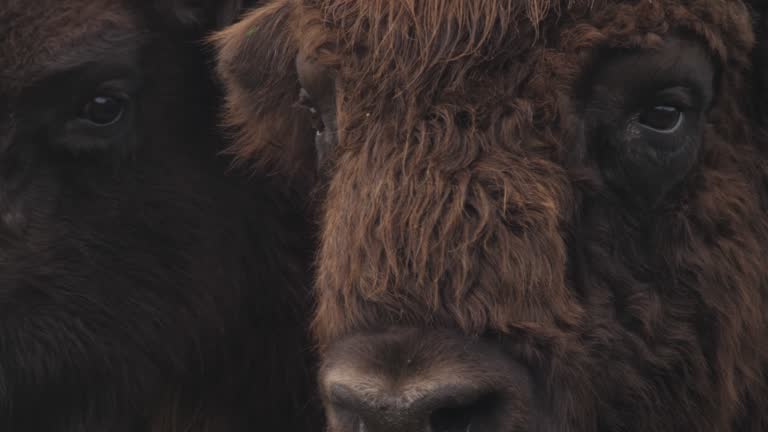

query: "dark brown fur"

left=0, top=1, right=319, bottom=430
left=215, top=1, right=768, bottom=430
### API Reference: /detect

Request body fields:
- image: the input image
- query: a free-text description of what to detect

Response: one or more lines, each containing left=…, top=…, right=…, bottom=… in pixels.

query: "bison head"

left=0, top=1, right=325, bottom=431
left=215, top=1, right=768, bottom=430
left=0, top=0, right=250, bottom=235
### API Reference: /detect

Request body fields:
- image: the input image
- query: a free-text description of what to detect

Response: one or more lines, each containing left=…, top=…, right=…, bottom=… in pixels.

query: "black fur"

left=0, top=1, right=319, bottom=430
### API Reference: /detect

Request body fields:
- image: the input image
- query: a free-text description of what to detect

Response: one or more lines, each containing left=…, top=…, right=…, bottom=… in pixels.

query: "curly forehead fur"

left=215, top=0, right=768, bottom=429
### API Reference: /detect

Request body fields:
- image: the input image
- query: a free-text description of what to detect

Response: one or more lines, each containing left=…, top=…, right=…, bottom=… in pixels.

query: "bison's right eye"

left=55, top=81, right=137, bottom=152
left=80, top=95, right=126, bottom=126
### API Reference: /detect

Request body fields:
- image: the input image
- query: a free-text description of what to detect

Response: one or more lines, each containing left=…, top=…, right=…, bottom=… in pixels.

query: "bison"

left=215, top=0, right=768, bottom=431
left=0, top=1, right=318, bottom=430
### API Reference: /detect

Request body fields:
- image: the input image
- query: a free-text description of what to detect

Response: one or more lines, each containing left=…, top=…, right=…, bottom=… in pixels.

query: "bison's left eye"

left=592, top=85, right=705, bottom=202
left=296, top=86, right=337, bottom=171
left=581, top=37, right=716, bottom=204
left=297, top=88, right=326, bottom=134
left=79, top=95, right=126, bottom=126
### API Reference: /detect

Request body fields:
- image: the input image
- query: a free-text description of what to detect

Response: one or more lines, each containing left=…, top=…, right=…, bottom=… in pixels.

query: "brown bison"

left=215, top=0, right=768, bottom=431
left=0, top=1, right=318, bottom=430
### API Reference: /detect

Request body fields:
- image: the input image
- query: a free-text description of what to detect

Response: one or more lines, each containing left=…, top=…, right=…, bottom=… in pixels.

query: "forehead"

left=0, top=0, right=139, bottom=93
left=307, top=0, right=751, bottom=66
left=298, top=0, right=752, bottom=117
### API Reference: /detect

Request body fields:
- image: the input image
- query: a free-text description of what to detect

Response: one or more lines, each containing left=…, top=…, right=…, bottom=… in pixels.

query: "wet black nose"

left=328, top=381, right=497, bottom=432
left=320, top=329, right=532, bottom=432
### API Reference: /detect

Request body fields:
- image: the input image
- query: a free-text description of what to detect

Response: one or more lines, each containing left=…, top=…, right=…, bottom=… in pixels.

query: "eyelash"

left=640, top=86, right=697, bottom=112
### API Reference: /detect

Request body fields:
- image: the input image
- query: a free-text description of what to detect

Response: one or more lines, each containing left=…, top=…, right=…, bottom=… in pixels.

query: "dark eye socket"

left=638, top=105, right=683, bottom=133
left=79, top=94, right=126, bottom=126
left=296, top=88, right=326, bottom=134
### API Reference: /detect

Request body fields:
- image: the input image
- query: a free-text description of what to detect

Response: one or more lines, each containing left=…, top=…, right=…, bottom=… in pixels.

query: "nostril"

left=430, top=394, right=497, bottom=432
left=431, top=406, right=472, bottom=432
left=329, top=383, right=369, bottom=414
left=327, top=381, right=502, bottom=432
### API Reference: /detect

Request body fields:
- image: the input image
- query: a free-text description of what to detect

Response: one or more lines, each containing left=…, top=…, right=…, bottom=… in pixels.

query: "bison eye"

left=294, top=85, right=337, bottom=171
left=297, top=88, right=326, bottom=134
left=79, top=95, right=126, bottom=126
left=638, top=105, right=683, bottom=133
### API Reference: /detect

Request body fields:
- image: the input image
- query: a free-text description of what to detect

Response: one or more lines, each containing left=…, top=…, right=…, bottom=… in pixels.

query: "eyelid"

left=75, top=83, right=133, bottom=116
left=96, top=79, right=141, bottom=96
left=652, top=86, right=697, bottom=110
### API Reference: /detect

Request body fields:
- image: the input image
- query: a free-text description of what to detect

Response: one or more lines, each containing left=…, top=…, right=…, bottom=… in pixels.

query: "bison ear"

left=211, top=0, right=319, bottom=189
left=155, top=0, right=256, bottom=30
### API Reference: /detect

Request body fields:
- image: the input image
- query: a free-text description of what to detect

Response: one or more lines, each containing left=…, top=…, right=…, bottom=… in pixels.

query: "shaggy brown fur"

left=215, top=0, right=768, bottom=430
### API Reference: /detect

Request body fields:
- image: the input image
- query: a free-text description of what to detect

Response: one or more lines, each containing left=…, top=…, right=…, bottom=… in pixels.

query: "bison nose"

left=321, top=329, right=532, bottom=432
left=328, top=381, right=497, bottom=432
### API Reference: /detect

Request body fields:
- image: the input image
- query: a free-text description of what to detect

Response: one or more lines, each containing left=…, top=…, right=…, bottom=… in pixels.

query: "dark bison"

left=216, top=0, right=768, bottom=431
left=1, top=1, right=317, bottom=430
